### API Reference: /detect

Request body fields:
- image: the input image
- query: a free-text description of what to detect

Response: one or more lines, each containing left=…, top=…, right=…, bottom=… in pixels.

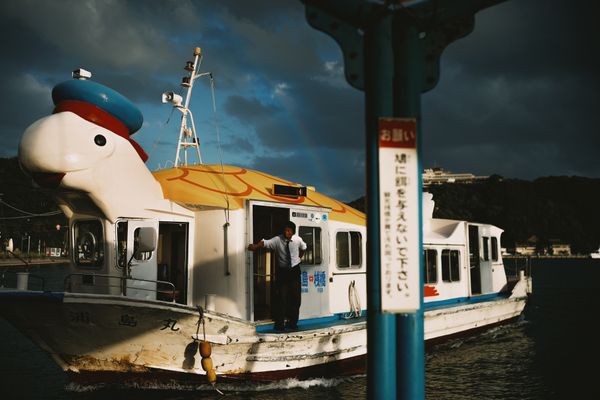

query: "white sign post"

left=379, top=118, right=420, bottom=313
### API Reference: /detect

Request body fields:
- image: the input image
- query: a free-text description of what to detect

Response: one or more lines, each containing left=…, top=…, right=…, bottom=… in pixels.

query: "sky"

left=0, top=0, right=598, bottom=203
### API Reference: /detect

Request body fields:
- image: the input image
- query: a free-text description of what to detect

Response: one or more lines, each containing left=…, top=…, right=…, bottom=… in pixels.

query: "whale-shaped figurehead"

left=18, top=76, right=172, bottom=221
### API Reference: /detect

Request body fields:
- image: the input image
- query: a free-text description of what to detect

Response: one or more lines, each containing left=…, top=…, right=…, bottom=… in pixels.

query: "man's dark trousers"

left=273, top=265, right=301, bottom=329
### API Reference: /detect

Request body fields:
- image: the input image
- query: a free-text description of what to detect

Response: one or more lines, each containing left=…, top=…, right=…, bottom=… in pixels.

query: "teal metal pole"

left=301, top=3, right=506, bottom=399
left=365, top=13, right=397, bottom=400
left=392, top=16, right=425, bottom=400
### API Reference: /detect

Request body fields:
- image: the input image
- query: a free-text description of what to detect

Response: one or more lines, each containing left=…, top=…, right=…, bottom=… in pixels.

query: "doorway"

left=157, top=222, right=188, bottom=304
left=252, top=205, right=290, bottom=321
left=468, top=224, right=482, bottom=295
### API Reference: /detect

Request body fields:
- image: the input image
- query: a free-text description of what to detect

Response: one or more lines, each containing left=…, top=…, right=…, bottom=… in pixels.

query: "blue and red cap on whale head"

left=52, top=79, right=148, bottom=162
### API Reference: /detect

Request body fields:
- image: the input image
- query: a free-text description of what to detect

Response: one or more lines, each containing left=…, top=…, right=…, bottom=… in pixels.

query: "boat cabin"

left=60, top=163, right=367, bottom=324
left=422, top=192, right=508, bottom=307
left=62, top=183, right=507, bottom=326
left=21, top=74, right=508, bottom=327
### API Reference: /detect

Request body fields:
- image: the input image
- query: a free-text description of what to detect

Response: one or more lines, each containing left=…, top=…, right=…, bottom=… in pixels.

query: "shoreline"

left=503, top=254, right=592, bottom=259
left=0, top=257, right=70, bottom=268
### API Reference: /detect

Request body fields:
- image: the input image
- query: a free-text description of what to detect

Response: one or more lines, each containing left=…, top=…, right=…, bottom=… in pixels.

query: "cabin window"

left=441, top=249, right=460, bottom=282
left=73, top=220, right=104, bottom=268
left=424, top=249, right=437, bottom=284
left=491, top=237, right=499, bottom=261
left=336, top=231, right=362, bottom=268
left=483, top=237, right=490, bottom=261
left=299, top=226, right=322, bottom=265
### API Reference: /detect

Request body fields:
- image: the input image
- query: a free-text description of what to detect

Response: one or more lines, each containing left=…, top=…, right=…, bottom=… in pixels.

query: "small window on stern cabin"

left=483, top=237, right=490, bottom=261
left=424, top=249, right=437, bottom=284
left=491, top=237, right=499, bottom=261
left=441, top=249, right=460, bottom=282
left=336, top=231, right=362, bottom=268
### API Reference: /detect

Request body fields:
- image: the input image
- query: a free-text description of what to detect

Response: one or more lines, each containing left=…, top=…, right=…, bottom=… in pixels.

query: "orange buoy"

left=199, top=341, right=212, bottom=358
left=201, top=356, right=214, bottom=371
left=206, top=368, right=217, bottom=384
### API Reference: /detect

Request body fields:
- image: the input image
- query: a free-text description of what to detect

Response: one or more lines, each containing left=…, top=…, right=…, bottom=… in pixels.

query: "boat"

left=0, top=48, right=532, bottom=387
left=591, top=247, right=600, bottom=259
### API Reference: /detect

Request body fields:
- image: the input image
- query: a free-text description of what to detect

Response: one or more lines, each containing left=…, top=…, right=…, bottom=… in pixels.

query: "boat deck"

left=256, top=314, right=366, bottom=334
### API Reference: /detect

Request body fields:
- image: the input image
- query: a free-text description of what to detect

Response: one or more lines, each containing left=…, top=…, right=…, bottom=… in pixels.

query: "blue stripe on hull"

left=257, top=292, right=511, bottom=333
left=256, top=313, right=367, bottom=333
left=424, top=291, right=510, bottom=311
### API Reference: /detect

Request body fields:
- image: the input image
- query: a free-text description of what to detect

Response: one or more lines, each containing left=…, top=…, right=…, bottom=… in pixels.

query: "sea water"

left=1, top=259, right=598, bottom=399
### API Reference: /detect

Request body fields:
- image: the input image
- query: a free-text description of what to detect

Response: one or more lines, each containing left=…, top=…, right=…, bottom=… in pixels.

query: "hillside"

left=347, top=175, right=600, bottom=254
left=0, top=157, right=66, bottom=252
left=3, top=155, right=600, bottom=255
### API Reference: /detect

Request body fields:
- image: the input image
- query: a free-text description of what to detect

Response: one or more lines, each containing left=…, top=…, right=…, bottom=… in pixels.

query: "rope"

left=0, top=213, right=62, bottom=220
left=195, top=305, right=205, bottom=341
left=0, top=199, right=62, bottom=217
left=196, top=305, right=224, bottom=395
left=343, top=280, right=362, bottom=319
left=208, top=74, right=230, bottom=224
left=148, top=89, right=181, bottom=165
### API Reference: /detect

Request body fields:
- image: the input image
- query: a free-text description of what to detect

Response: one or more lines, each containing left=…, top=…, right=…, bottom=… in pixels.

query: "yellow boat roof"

left=153, top=165, right=365, bottom=226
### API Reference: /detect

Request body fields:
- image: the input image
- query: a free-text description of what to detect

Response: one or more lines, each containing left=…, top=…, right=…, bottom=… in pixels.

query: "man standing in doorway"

left=247, top=221, right=307, bottom=331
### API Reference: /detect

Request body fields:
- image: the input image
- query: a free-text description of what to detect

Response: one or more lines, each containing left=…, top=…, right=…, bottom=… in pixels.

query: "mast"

left=162, top=46, right=212, bottom=167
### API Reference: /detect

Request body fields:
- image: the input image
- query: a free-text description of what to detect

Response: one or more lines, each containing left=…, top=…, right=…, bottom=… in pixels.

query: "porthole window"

left=73, top=220, right=104, bottom=267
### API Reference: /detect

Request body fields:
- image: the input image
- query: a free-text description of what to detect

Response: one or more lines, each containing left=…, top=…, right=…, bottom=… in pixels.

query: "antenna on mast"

left=162, top=46, right=211, bottom=167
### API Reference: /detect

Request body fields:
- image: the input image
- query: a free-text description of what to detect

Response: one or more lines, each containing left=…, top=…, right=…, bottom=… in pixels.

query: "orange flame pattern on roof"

left=153, top=165, right=365, bottom=226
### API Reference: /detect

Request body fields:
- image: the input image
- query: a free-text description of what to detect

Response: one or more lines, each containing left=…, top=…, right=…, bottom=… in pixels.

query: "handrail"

left=502, top=256, right=533, bottom=279
left=63, top=273, right=177, bottom=302
left=332, top=271, right=366, bottom=276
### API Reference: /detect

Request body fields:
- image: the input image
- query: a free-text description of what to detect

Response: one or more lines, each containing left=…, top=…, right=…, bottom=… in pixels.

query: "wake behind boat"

left=0, top=48, right=532, bottom=386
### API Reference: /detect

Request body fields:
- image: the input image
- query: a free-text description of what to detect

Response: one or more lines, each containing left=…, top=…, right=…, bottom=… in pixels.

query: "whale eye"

left=94, top=135, right=107, bottom=146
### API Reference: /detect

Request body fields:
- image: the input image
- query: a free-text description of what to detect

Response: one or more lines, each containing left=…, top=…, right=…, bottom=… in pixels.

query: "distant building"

left=515, top=235, right=540, bottom=256
left=515, top=244, right=536, bottom=256
left=549, top=239, right=571, bottom=256
left=422, top=167, right=489, bottom=187
left=514, top=237, right=572, bottom=256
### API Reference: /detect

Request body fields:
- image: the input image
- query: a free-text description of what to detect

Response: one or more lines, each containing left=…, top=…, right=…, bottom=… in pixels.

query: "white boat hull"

left=0, top=277, right=530, bottom=383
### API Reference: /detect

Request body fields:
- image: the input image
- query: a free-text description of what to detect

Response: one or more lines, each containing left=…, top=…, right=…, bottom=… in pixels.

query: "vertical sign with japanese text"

left=378, top=118, right=420, bottom=313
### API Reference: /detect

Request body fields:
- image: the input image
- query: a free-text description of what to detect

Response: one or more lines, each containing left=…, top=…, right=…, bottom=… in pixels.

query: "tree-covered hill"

left=3, top=154, right=600, bottom=256
left=347, top=175, right=600, bottom=254
left=0, top=157, right=67, bottom=252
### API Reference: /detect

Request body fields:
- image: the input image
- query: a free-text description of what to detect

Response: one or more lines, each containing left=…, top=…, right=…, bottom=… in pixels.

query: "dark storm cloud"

left=250, top=147, right=365, bottom=202
left=220, top=136, right=255, bottom=155
left=0, top=0, right=204, bottom=106
left=0, top=0, right=185, bottom=72
left=223, top=78, right=363, bottom=152
left=421, top=0, right=600, bottom=180
left=224, top=95, right=282, bottom=125
left=0, top=0, right=193, bottom=153
left=446, top=0, right=600, bottom=79
left=1, top=0, right=598, bottom=200
left=212, top=0, right=301, bottom=26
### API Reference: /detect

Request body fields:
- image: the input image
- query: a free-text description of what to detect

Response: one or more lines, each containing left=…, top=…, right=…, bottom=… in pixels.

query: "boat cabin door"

left=250, top=204, right=290, bottom=321
left=468, top=224, right=482, bottom=295
left=117, top=219, right=159, bottom=300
